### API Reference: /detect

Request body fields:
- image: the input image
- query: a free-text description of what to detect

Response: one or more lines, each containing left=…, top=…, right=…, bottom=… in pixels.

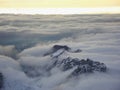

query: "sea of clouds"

left=0, top=14, right=120, bottom=90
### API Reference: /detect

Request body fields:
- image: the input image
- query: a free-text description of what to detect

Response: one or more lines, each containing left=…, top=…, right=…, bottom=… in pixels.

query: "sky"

left=0, top=0, right=120, bottom=14
left=0, top=0, right=120, bottom=8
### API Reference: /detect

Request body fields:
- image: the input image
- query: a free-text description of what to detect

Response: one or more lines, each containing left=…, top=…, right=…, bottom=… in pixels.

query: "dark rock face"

left=44, top=45, right=82, bottom=57
left=0, top=72, right=3, bottom=89
left=43, top=45, right=107, bottom=77
left=44, top=45, right=71, bottom=56
left=55, top=57, right=107, bottom=76
left=52, top=45, right=82, bottom=53
left=52, top=45, right=71, bottom=52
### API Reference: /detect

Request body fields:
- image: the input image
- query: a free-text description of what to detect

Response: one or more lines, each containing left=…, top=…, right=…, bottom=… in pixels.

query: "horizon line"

left=0, top=7, right=120, bottom=15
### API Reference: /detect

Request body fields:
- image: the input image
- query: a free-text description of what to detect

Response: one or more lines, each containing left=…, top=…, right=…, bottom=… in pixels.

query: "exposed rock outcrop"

left=53, top=57, right=107, bottom=76
left=53, top=45, right=71, bottom=52
left=23, top=45, right=107, bottom=77
left=44, top=45, right=82, bottom=57
left=46, top=45, right=107, bottom=76
left=0, top=72, right=3, bottom=89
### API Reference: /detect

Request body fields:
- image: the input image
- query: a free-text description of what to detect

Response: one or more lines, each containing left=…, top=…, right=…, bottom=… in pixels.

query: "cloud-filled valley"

left=0, top=14, right=120, bottom=90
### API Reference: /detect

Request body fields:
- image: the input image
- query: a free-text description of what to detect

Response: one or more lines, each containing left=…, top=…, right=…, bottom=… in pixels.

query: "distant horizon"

left=0, top=7, right=120, bottom=15
left=0, top=0, right=119, bottom=8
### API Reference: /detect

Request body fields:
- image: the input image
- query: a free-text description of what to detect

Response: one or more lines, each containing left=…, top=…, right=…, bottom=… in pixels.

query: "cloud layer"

left=0, top=14, right=120, bottom=90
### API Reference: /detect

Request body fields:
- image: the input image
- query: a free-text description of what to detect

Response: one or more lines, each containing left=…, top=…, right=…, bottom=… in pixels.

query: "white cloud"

left=0, top=14, right=120, bottom=90
left=0, top=55, right=20, bottom=70
left=0, top=45, right=17, bottom=58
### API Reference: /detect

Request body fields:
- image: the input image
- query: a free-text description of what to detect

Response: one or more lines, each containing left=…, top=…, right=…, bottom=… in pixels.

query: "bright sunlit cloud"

left=0, top=0, right=120, bottom=14
left=0, top=0, right=120, bottom=8
left=0, top=7, right=120, bottom=14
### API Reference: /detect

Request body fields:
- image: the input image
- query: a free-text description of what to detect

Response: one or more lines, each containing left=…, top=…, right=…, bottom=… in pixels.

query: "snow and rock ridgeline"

left=20, top=45, right=107, bottom=78
left=44, top=45, right=82, bottom=57
left=44, top=45, right=107, bottom=76
left=0, top=45, right=107, bottom=89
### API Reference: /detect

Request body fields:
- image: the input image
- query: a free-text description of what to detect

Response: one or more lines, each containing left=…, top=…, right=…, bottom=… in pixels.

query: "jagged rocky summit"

left=44, top=45, right=82, bottom=57
left=20, top=45, right=107, bottom=78
left=45, top=45, right=107, bottom=76
left=54, top=57, right=107, bottom=76
left=0, top=45, right=107, bottom=89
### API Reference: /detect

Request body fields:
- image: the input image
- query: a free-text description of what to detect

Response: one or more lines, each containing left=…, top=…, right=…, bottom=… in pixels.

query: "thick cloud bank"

left=0, top=45, right=17, bottom=58
left=0, top=14, right=120, bottom=90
